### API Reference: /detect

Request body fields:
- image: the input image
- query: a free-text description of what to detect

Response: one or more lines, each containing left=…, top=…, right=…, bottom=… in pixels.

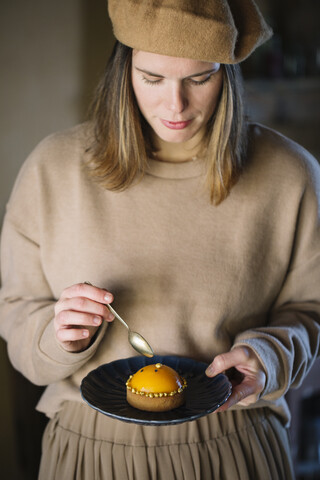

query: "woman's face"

left=131, top=50, right=223, bottom=145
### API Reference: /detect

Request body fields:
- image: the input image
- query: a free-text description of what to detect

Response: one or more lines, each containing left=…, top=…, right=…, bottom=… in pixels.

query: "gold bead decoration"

left=126, top=374, right=187, bottom=397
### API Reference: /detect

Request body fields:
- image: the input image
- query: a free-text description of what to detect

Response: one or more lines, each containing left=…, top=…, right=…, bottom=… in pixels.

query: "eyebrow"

left=134, top=66, right=219, bottom=79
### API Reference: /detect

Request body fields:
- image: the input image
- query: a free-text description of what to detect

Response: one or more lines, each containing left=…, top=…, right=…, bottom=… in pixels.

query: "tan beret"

left=108, top=0, right=273, bottom=64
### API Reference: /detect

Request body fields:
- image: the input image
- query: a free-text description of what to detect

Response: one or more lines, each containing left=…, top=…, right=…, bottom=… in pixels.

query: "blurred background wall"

left=0, top=1, right=319, bottom=479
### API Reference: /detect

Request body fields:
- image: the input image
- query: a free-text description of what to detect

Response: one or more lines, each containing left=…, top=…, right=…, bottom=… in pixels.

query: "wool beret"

left=108, top=0, right=273, bottom=64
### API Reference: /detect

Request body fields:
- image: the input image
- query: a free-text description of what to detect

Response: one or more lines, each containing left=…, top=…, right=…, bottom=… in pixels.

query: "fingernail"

left=205, top=365, right=215, bottom=377
left=104, top=293, right=113, bottom=303
left=93, top=316, right=101, bottom=325
left=107, top=313, right=114, bottom=321
left=82, top=330, right=89, bottom=338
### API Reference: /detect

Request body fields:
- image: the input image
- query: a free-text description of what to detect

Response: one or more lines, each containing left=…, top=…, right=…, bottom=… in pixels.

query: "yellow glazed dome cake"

left=126, top=363, right=187, bottom=412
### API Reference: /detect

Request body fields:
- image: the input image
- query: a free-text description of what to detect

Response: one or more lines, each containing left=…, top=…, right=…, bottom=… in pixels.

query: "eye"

left=187, top=64, right=221, bottom=86
left=141, top=75, right=162, bottom=86
left=187, top=75, right=213, bottom=86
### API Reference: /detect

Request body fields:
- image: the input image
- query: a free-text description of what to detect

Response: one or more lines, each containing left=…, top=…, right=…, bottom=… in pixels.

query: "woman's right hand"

left=54, top=283, right=114, bottom=352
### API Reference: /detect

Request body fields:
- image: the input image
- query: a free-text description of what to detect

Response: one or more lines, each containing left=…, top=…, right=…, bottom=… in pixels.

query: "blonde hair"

left=205, top=65, right=247, bottom=203
left=87, top=42, right=248, bottom=204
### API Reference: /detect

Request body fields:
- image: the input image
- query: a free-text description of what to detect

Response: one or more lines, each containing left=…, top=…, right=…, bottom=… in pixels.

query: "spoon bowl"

left=84, top=281, right=154, bottom=357
left=107, top=303, right=154, bottom=358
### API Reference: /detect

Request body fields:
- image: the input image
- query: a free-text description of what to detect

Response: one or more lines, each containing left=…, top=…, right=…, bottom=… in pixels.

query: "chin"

left=154, top=127, right=198, bottom=145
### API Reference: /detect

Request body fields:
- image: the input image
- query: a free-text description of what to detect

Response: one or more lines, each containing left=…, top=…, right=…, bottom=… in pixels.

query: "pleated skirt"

left=38, top=401, right=294, bottom=480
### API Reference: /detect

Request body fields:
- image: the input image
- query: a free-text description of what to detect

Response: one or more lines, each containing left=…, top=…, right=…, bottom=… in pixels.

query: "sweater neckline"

left=146, top=157, right=205, bottom=179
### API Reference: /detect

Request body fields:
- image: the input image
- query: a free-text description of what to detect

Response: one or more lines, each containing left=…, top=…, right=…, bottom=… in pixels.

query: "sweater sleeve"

left=0, top=213, right=108, bottom=386
left=233, top=153, right=320, bottom=401
left=0, top=135, right=107, bottom=386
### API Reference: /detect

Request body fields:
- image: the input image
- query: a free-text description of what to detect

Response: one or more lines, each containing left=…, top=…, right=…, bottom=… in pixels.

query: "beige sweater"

left=0, top=123, right=319, bottom=425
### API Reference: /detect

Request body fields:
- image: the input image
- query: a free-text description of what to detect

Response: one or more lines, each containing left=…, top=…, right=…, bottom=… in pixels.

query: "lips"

left=160, top=119, right=192, bottom=130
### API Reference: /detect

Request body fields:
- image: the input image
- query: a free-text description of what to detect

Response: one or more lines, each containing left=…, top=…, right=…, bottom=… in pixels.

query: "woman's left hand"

left=205, top=346, right=266, bottom=412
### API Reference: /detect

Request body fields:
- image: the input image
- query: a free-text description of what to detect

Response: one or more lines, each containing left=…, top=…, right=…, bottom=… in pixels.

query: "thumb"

left=205, top=347, right=250, bottom=377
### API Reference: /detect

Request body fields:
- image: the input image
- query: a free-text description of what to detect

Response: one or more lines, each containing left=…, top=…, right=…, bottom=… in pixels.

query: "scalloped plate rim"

left=80, top=355, right=232, bottom=426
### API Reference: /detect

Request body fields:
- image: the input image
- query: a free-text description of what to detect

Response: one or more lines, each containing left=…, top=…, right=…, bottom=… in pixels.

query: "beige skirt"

left=38, top=401, right=294, bottom=480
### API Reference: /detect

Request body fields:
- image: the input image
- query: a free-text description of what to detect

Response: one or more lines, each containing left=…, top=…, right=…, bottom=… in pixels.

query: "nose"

left=166, top=82, right=188, bottom=113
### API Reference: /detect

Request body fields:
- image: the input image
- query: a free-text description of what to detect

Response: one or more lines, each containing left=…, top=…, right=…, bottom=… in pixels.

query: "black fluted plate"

left=80, top=355, right=232, bottom=426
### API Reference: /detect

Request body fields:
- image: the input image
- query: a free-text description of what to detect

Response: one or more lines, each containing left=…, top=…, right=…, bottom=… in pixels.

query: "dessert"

left=126, top=363, right=187, bottom=412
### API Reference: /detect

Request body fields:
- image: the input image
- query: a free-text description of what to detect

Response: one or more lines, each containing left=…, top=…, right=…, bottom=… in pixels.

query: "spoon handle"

left=84, top=281, right=130, bottom=331
left=106, top=303, right=130, bottom=330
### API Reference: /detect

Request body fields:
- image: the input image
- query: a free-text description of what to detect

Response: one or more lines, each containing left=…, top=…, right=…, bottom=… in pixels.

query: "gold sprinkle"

left=126, top=374, right=188, bottom=396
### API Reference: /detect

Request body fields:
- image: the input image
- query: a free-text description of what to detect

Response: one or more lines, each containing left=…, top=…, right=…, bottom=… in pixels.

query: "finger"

left=205, top=347, right=250, bottom=377
left=56, top=324, right=97, bottom=344
left=215, top=369, right=266, bottom=412
left=215, top=380, right=257, bottom=412
left=55, top=296, right=114, bottom=321
left=55, top=310, right=105, bottom=330
left=60, top=282, right=114, bottom=305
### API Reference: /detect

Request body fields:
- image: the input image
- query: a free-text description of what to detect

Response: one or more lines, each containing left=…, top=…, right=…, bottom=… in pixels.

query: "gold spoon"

left=84, top=282, right=154, bottom=358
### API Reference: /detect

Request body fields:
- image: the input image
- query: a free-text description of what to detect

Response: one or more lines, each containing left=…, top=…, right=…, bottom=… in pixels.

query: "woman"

left=0, top=1, right=319, bottom=479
